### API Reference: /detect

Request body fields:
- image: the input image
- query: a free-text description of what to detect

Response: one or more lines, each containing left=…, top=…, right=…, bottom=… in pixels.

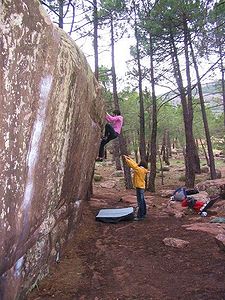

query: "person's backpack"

left=173, top=187, right=187, bottom=201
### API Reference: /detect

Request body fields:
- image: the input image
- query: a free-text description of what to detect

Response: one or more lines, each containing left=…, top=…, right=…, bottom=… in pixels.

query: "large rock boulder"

left=190, top=191, right=209, bottom=203
left=215, top=234, right=225, bottom=252
left=164, top=201, right=187, bottom=218
left=196, top=179, right=225, bottom=196
left=0, top=1, right=104, bottom=299
left=183, top=223, right=225, bottom=236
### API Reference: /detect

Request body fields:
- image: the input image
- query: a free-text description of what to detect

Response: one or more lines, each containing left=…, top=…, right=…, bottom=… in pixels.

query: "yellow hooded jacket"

left=124, top=157, right=148, bottom=189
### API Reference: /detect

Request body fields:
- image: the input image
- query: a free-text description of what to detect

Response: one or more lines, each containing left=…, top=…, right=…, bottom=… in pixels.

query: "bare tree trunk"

left=161, top=130, right=170, bottom=165
left=148, top=34, right=157, bottom=192
left=188, top=33, right=217, bottom=179
left=173, top=137, right=179, bottom=149
left=110, top=15, right=132, bottom=188
left=161, top=132, right=167, bottom=164
left=165, top=149, right=170, bottom=166
left=134, top=149, right=138, bottom=163
left=134, top=5, right=146, bottom=161
left=183, top=16, right=201, bottom=175
left=113, top=139, right=122, bottom=170
left=58, top=0, right=63, bottom=29
left=120, top=134, right=133, bottom=189
left=110, top=15, right=122, bottom=170
left=132, top=132, right=139, bottom=162
left=146, top=106, right=152, bottom=164
left=167, top=130, right=172, bottom=157
left=196, top=139, right=199, bottom=151
left=219, top=44, right=225, bottom=129
left=146, top=141, right=150, bottom=163
left=200, top=138, right=209, bottom=166
left=158, top=152, right=164, bottom=186
left=169, top=29, right=195, bottom=188
left=93, top=0, right=99, bottom=81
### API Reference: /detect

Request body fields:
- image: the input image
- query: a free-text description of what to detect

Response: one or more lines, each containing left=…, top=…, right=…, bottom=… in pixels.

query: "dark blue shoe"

left=133, top=217, right=144, bottom=221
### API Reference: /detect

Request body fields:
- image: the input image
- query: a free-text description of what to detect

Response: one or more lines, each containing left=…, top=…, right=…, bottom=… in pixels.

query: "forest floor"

left=28, top=158, right=225, bottom=300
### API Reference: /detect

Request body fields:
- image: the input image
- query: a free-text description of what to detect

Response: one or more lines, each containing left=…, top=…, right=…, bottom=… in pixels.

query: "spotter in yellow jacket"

left=123, top=155, right=148, bottom=221
left=123, top=155, right=148, bottom=189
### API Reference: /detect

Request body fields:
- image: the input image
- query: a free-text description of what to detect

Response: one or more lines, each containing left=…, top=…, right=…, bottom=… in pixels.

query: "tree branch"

left=39, top=0, right=59, bottom=17
left=158, top=58, right=221, bottom=110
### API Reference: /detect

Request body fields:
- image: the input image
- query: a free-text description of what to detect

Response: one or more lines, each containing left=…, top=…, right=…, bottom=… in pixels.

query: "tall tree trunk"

left=161, top=130, right=169, bottom=165
left=200, top=138, right=209, bottom=166
left=93, top=0, right=99, bottom=81
left=119, top=134, right=133, bottom=189
left=134, top=149, right=138, bottom=162
left=169, top=29, right=195, bottom=188
left=134, top=5, right=146, bottom=161
left=165, top=130, right=170, bottom=165
left=113, top=139, right=122, bottom=170
left=148, top=34, right=157, bottom=192
left=166, top=130, right=172, bottom=157
left=89, top=0, right=99, bottom=196
left=146, top=107, right=152, bottom=164
left=158, top=152, right=164, bottom=186
left=58, top=0, right=63, bottom=29
left=161, top=132, right=166, bottom=161
left=183, top=16, right=201, bottom=174
left=110, top=14, right=121, bottom=170
left=219, top=44, right=225, bottom=129
left=110, top=15, right=132, bottom=188
left=146, top=141, right=150, bottom=163
left=188, top=37, right=217, bottom=179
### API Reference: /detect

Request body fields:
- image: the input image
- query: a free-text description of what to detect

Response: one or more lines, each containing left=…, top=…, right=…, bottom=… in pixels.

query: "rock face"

left=0, top=1, right=104, bottom=299
left=215, top=234, right=225, bottom=252
left=196, top=179, right=225, bottom=196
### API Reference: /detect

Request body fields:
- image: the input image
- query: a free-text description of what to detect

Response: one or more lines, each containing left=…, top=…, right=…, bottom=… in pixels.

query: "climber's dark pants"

left=98, top=123, right=118, bottom=158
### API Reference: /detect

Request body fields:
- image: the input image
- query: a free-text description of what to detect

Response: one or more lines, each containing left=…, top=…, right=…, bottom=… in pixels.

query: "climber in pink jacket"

left=96, top=110, right=123, bottom=161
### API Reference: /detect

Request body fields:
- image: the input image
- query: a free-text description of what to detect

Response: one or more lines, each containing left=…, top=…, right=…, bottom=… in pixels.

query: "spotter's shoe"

left=133, top=217, right=144, bottom=221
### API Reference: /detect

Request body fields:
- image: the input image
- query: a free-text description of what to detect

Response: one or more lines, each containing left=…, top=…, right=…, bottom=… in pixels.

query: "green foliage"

left=192, top=98, right=224, bottom=139
left=209, top=0, right=225, bottom=39
left=157, top=102, right=184, bottom=144
left=100, top=0, right=126, bottom=12
left=98, top=65, right=114, bottom=109
left=99, top=0, right=127, bottom=18
left=99, top=65, right=112, bottom=89
left=119, top=88, right=139, bottom=132
left=118, top=85, right=223, bottom=153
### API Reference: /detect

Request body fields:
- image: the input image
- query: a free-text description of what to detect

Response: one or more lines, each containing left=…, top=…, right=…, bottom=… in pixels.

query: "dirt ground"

left=28, top=161, right=225, bottom=300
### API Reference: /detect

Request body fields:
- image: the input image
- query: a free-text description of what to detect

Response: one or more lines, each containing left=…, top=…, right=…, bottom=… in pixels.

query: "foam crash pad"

left=96, top=207, right=134, bottom=223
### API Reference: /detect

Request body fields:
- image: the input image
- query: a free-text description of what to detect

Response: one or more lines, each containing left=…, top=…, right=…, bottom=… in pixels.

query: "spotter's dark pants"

left=136, top=188, right=146, bottom=219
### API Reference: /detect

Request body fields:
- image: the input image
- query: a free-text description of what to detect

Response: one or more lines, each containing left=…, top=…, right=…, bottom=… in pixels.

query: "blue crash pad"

left=96, top=207, right=134, bottom=223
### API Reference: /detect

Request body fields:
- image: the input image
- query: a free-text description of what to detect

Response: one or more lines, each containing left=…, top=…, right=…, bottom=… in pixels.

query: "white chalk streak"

left=22, top=75, right=53, bottom=210
left=14, top=256, right=24, bottom=277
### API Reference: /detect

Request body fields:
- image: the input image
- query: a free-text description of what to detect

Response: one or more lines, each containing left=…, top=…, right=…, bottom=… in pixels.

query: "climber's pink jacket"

left=105, top=113, right=123, bottom=134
